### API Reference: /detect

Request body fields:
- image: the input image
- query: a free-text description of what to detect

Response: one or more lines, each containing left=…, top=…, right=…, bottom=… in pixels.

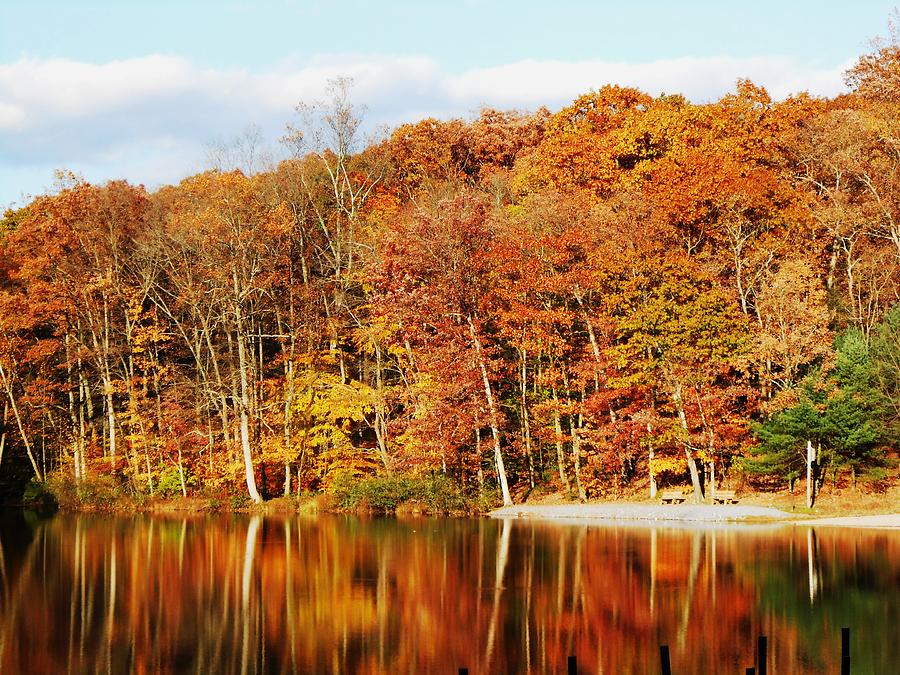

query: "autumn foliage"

left=2, top=48, right=900, bottom=506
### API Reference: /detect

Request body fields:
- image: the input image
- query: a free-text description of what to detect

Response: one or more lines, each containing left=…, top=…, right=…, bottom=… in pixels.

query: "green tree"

left=750, top=330, right=891, bottom=503
left=748, top=377, right=830, bottom=505
left=609, top=253, right=749, bottom=501
left=871, top=304, right=900, bottom=425
left=826, top=329, right=890, bottom=487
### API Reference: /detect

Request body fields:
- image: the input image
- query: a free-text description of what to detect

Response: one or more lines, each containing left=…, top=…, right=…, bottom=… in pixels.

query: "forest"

left=1, top=40, right=899, bottom=509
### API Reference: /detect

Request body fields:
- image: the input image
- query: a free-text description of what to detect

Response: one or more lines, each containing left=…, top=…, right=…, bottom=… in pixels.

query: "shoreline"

left=490, top=503, right=900, bottom=529
left=6, top=496, right=899, bottom=529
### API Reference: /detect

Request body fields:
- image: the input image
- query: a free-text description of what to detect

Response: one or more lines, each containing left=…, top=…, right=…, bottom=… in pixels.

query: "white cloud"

left=0, top=56, right=196, bottom=120
left=0, top=53, right=850, bottom=207
left=445, top=56, right=850, bottom=108
left=0, top=101, right=26, bottom=130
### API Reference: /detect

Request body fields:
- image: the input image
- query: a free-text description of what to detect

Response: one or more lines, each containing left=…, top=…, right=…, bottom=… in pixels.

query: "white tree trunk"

left=648, top=422, right=657, bottom=499
left=552, top=388, right=571, bottom=494
left=672, top=383, right=703, bottom=501
left=0, top=362, right=42, bottom=482
left=806, top=439, right=816, bottom=509
left=234, top=269, right=262, bottom=504
left=469, top=317, right=512, bottom=506
left=0, top=402, right=7, bottom=469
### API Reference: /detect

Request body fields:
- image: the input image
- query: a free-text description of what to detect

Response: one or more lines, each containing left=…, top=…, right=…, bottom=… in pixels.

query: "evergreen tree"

left=746, top=376, right=829, bottom=490
left=827, top=330, right=890, bottom=486
left=871, top=304, right=900, bottom=427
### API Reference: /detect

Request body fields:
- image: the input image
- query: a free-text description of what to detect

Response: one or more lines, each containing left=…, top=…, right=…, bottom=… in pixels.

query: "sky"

left=1, top=0, right=897, bottom=209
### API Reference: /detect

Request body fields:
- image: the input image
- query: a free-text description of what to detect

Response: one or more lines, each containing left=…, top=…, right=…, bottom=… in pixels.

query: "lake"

left=0, top=511, right=895, bottom=674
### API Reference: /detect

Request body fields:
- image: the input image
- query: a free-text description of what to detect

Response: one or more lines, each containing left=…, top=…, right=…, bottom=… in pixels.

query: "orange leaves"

left=530, top=85, right=653, bottom=199
left=361, top=184, right=402, bottom=232
left=383, top=109, right=549, bottom=197
left=5, top=55, right=900, bottom=501
left=846, top=24, right=900, bottom=103
left=755, top=258, right=833, bottom=392
left=386, top=118, right=472, bottom=190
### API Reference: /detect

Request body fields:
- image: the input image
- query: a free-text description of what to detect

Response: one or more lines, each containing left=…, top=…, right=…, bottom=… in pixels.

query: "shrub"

left=21, top=478, right=56, bottom=511
left=229, top=493, right=251, bottom=510
left=46, top=470, right=126, bottom=511
left=156, top=466, right=196, bottom=497
left=415, top=474, right=468, bottom=513
left=326, top=473, right=470, bottom=514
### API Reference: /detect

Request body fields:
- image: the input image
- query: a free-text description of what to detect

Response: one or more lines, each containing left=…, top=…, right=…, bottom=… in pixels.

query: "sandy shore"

left=791, top=513, right=900, bottom=529
left=490, top=503, right=900, bottom=529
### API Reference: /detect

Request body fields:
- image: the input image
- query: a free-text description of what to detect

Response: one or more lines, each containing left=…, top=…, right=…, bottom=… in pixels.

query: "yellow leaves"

left=755, top=258, right=833, bottom=390
left=362, top=186, right=402, bottom=232
left=285, top=365, right=379, bottom=485
left=350, top=314, right=398, bottom=356
left=81, top=271, right=115, bottom=295
left=608, top=254, right=749, bottom=386
left=650, top=455, right=688, bottom=475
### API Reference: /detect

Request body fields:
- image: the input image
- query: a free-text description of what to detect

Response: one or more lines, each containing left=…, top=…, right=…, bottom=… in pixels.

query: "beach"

left=490, top=503, right=900, bottom=529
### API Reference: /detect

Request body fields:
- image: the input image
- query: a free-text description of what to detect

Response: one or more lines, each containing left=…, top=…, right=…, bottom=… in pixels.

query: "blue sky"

left=1, top=0, right=896, bottom=208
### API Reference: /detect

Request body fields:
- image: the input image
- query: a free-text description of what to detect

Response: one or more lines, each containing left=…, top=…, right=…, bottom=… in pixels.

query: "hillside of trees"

left=2, top=42, right=900, bottom=509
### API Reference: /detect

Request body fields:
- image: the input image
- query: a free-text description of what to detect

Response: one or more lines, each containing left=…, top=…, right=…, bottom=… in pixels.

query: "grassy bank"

left=15, top=471, right=898, bottom=520
left=18, top=471, right=492, bottom=516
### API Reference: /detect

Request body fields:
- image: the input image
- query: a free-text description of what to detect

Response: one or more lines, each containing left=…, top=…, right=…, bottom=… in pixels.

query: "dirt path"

left=490, top=503, right=900, bottom=529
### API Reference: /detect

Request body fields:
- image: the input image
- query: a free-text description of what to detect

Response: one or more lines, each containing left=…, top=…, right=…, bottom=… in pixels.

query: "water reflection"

left=0, top=512, right=896, bottom=674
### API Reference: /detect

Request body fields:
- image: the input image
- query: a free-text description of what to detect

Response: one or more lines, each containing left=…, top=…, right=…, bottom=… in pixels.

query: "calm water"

left=0, top=511, right=896, bottom=674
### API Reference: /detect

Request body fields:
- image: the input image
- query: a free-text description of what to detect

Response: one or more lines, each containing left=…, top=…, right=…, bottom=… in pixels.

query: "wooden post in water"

left=841, top=627, right=850, bottom=675
left=757, top=635, right=767, bottom=675
left=567, top=654, right=577, bottom=675
left=659, top=645, right=672, bottom=675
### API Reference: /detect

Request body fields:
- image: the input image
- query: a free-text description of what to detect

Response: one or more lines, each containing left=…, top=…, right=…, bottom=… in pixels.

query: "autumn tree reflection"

left=0, top=514, right=896, bottom=674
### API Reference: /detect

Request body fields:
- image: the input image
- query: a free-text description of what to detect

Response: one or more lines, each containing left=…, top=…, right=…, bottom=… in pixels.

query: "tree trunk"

left=806, top=439, right=816, bottom=509
left=372, top=344, right=392, bottom=475
left=177, top=446, right=187, bottom=497
left=283, top=355, right=295, bottom=496
left=0, top=362, right=43, bottom=482
left=145, top=440, right=153, bottom=496
left=647, top=422, right=657, bottom=499
left=202, top=322, right=235, bottom=463
left=520, top=349, right=534, bottom=488
left=103, top=299, right=116, bottom=466
left=694, top=387, right=716, bottom=502
left=88, top=301, right=117, bottom=466
left=475, top=427, right=484, bottom=494
left=103, top=381, right=116, bottom=467
left=552, top=388, right=571, bottom=494
left=0, top=402, right=7, bottom=468
left=233, top=269, right=262, bottom=504
left=671, top=382, right=703, bottom=502
left=80, top=370, right=94, bottom=479
left=468, top=316, right=512, bottom=506
left=563, top=376, right=587, bottom=502
left=64, top=334, right=86, bottom=483
left=568, top=414, right=587, bottom=502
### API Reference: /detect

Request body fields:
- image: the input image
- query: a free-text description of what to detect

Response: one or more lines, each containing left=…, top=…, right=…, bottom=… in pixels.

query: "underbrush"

left=35, top=469, right=495, bottom=516
left=325, top=473, right=480, bottom=515
left=45, top=471, right=132, bottom=512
